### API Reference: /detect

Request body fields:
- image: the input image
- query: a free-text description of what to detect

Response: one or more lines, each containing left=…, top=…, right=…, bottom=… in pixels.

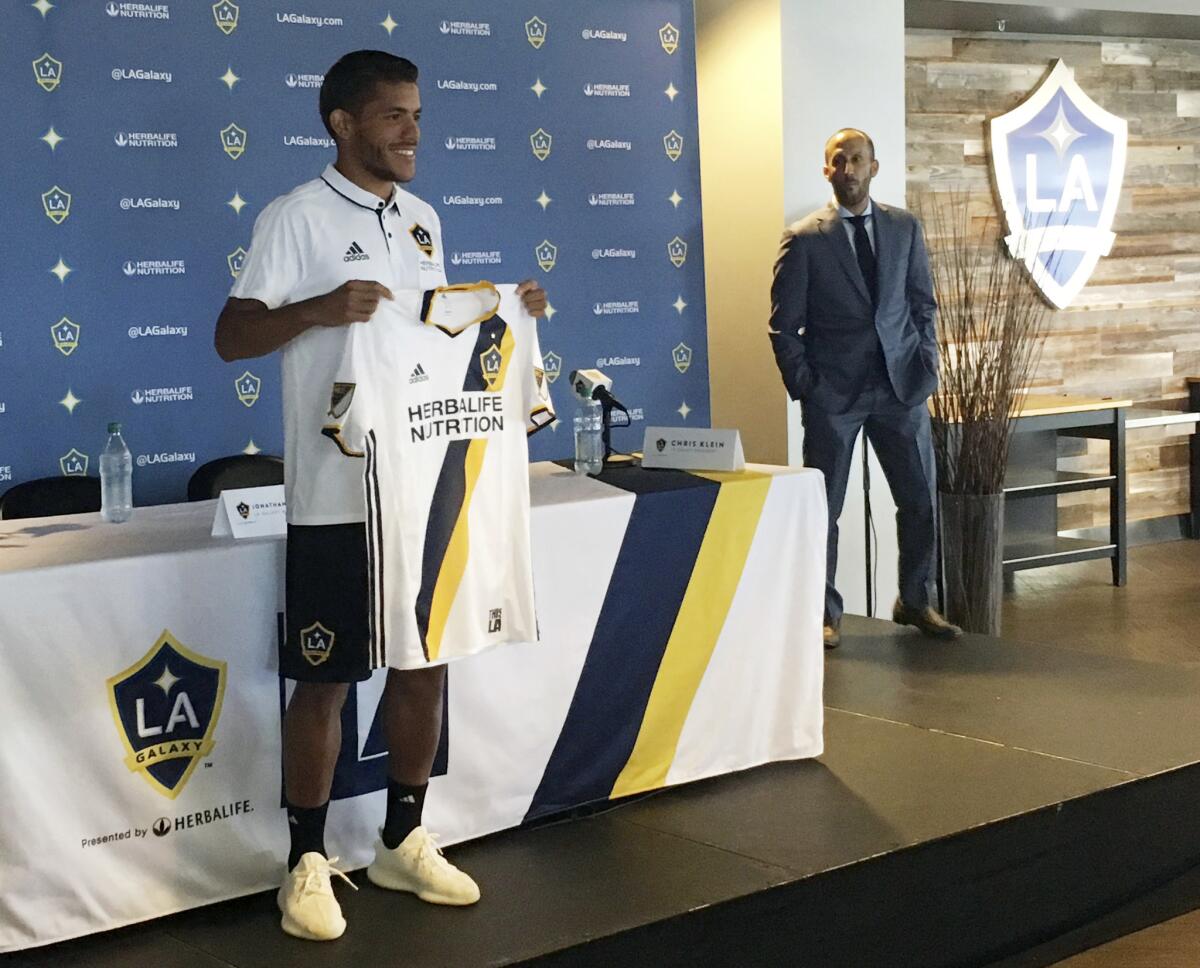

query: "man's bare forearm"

left=214, top=297, right=325, bottom=361
left=214, top=281, right=392, bottom=361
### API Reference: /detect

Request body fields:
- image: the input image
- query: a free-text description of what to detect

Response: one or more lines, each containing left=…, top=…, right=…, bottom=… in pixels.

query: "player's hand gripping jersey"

left=324, top=283, right=555, bottom=670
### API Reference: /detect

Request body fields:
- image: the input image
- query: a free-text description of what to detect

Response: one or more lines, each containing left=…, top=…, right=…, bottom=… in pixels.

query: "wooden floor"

left=997, top=538, right=1200, bottom=968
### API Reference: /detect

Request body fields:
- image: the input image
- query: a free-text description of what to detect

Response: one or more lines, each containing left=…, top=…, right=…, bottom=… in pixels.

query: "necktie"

left=848, top=215, right=877, bottom=308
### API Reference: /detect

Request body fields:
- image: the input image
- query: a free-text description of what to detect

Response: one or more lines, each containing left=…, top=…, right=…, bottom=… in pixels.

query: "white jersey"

left=325, top=283, right=555, bottom=669
left=230, top=164, right=447, bottom=524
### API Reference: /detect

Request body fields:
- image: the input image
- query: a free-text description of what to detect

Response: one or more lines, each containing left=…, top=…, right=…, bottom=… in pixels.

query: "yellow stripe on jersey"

left=424, top=327, right=517, bottom=661
left=609, top=470, right=771, bottom=798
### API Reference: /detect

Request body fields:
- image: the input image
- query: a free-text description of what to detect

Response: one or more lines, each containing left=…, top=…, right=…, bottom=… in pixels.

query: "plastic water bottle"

left=100, top=422, right=134, bottom=523
left=573, top=398, right=604, bottom=476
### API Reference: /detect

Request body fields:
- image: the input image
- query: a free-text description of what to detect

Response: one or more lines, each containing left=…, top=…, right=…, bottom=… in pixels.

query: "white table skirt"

left=0, top=462, right=826, bottom=952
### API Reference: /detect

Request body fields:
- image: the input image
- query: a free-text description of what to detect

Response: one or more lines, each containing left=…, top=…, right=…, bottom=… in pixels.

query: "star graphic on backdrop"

left=380, top=12, right=398, bottom=35
left=673, top=295, right=687, bottom=314
left=677, top=401, right=692, bottom=420
left=220, top=66, right=240, bottom=91
left=59, top=389, right=81, bottom=415
left=154, top=665, right=180, bottom=695
left=32, top=0, right=54, bottom=17
left=668, top=189, right=682, bottom=208
left=1037, top=100, right=1084, bottom=161
left=542, top=302, right=556, bottom=322
left=50, top=257, right=72, bottom=283
left=243, top=439, right=261, bottom=455
left=665, top=82, right=679, bottom=102
left=41, top=126, right=64, bottom=151
left=531, top=77, right=547, bottom=98
left=536, top=190, right=552, bottom=211
left=226, top=191, right=247, bottom=215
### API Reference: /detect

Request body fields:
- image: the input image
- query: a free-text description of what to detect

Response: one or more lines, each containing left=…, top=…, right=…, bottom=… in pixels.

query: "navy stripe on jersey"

left=412, top=319, right=512, bottom=658
left=524, top=469, right=720, bottom=820
left=414, top=439, right=468, bottom=661
left=364, top=431, right=386, bottom=666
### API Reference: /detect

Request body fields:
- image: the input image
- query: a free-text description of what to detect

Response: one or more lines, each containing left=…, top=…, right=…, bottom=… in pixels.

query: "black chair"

left=0, top=476, right=102, bottom=520
left=187, top=454, right=285, bottom=501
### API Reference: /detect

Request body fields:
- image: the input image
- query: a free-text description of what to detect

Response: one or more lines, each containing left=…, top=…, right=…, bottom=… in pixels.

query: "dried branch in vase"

left=915, top=189, right=1052, bottom=496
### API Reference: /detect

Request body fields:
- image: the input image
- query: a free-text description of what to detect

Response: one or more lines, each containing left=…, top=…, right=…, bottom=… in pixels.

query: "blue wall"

left=4, top=0, right=708, bottom=504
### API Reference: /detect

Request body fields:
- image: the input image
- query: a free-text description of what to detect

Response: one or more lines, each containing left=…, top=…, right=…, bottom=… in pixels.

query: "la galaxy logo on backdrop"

left=525, top=16, right=547, bottom=48
left=60, top=448, right=88, bottom=476
left=542, top=352, right=562, bottom=383
left=530, top=129, right=552, bottom=161
left=535, top=240, right=558, bottom=272
left=33, top=53, right=63, bottom=92
left=227, top=246, right=247, bottom=278
left=236, top=371, right=261, bottom=407
left=52, top=317, right=81, bottom=356
left=212, top=0, right=238, bottom=33
left=221, top=123, right=247, bottom=159
left=990, top=60, right=1128, bottom=308
left=42, top=186, right=71, bottom=224
left=107, top=631, right=226, bottom=799
left=659, top=23, right=680, bottom=55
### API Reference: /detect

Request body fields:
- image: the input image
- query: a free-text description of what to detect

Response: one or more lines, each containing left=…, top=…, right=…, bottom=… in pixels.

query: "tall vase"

left=939, top=491, right=1004, bottom=636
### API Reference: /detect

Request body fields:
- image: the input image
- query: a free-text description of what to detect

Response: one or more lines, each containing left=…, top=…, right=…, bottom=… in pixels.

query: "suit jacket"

left=768, top=201, right=939, bottom=414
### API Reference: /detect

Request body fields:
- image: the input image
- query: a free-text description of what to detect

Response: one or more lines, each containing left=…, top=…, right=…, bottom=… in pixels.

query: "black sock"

left=286, top=801, right=329, bottom=871
left=382, top=781, right=427, bottom=849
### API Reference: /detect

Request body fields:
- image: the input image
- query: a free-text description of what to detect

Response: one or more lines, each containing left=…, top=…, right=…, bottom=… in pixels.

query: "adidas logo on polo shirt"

left=410, top=363, right=429, bottom=384
left=343, top=241, right=369, bottom=263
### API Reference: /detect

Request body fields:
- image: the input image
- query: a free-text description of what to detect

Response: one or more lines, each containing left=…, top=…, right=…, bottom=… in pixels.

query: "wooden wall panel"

left=907, top=29, right=1200, bottom=526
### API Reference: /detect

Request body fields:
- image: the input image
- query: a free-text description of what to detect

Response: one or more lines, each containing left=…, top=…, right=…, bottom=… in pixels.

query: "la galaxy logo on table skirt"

left=106, top=631, right=226, bottom=799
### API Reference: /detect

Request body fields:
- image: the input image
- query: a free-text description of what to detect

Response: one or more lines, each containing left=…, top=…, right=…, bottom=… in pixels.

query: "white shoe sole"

left=365, top=862, right=479, bottom=905
left=277, top=887, right=346, bottom=941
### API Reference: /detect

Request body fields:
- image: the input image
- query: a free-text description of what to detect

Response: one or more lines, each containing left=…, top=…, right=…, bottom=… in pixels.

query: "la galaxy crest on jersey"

left=410, top=223, right=435, bottom=257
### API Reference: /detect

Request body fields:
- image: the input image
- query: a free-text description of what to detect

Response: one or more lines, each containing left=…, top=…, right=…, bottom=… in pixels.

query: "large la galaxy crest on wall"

left=990, top=59, right=1128, bottom=309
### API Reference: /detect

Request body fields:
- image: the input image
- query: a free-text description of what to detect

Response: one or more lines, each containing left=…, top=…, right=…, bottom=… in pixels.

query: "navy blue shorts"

left=283, top=523, right=372, bottom=682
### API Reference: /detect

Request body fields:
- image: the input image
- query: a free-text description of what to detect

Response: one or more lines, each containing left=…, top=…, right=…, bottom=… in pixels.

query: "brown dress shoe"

left=892, top=600, right=963, bottom=640
left=823, top=623, right=841, bottom=650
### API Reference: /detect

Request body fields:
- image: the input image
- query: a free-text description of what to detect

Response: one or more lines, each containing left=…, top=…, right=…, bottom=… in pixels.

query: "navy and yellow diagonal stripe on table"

left=525, top=467, right=771, bottom=820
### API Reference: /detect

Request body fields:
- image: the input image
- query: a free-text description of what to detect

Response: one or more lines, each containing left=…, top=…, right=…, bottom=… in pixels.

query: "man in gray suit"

left=769, top=128, right=961, bottom=649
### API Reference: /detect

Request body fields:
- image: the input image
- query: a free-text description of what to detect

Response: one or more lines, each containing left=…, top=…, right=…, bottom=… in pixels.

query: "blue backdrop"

left=4, top=1, right=709, bottom=505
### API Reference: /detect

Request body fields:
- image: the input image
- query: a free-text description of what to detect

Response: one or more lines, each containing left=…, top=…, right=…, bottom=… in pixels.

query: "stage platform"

left=13, top=615, right=1200, bottom=968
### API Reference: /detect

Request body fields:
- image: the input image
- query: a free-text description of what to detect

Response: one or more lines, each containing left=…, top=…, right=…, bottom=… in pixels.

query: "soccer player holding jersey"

left=214, top=50, right=548, bottom=942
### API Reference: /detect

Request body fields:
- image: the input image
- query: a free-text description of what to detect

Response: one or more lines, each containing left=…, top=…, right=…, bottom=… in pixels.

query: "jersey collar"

left=320, top=163, right=399, bottom=213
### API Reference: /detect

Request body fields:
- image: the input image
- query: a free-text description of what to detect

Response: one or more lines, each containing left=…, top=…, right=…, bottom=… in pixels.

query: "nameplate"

left=211, top=485, right=287, bottom=539
left=640, top=427, right=745, bottom=472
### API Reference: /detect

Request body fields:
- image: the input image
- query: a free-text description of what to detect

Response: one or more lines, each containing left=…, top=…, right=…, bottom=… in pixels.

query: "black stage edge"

left=13, top=616, right=1200, bottom=968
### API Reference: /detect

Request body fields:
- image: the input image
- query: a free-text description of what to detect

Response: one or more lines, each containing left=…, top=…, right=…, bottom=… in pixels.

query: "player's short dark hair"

left=319, top=51, right=419, bottom=137
left=824, top=128, right=876, bottom=162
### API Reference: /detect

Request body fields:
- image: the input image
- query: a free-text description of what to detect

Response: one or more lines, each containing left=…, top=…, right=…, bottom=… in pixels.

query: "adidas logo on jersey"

left=343, top=241, right=370, bottom=263
left=409, top=363, right=429, bottom=384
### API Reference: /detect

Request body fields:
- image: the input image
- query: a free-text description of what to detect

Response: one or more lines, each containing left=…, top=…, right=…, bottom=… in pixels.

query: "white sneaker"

left=277, top=853, right=357, bottom=941
left=366, top=826, right=480, bottom=905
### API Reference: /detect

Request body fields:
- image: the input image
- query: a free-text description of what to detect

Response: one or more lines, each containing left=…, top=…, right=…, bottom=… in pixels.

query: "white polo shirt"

left=230, top=164, right=448, bottom=524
